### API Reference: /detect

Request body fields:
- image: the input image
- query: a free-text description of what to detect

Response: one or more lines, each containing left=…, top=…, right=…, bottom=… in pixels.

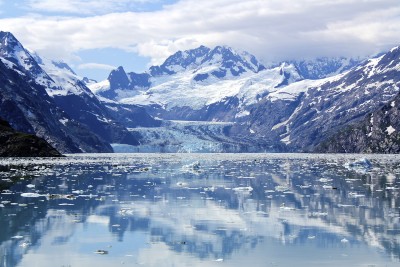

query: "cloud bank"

left=0, top=0, right=399, bottom=66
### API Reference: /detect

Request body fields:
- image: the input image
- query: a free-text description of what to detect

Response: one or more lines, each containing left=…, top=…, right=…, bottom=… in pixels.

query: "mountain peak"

left=0, top=31, right=24, bottom=59
left=108, top=66, right=129, bottom=91
left=0, top=31, right=18, bottom=43
left=150, top=45, right=211, bottom=76
left=0, top=31, right=57, bottom=85
left=149, top=45, right=264, bottom=77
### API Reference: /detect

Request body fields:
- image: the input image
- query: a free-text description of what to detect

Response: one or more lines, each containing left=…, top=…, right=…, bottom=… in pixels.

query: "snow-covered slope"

left=89, top=46, right=301, bottom=121
left=90, top=45, right=268, bottom=103
left=32, top=54, right=95, bottom=97
left=288, top=57, right=363, bottom=80
left=86, top=44, right=400, bottom=152
left=0, top=52, right=112, bottom=152
left=122, top=63, right=300, bottom=111
left=0, top=32, right=60, bottom=91
left=241, top=46, right=400, bottom=151
left=0, top=31, right=143, bottom=151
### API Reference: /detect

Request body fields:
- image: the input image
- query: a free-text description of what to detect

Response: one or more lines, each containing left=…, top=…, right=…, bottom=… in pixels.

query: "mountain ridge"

left=88, top=43, right=400, bottom=152
left=0, top=31, right=158, bottom=152
left=3, top=29, right=400, bottom=153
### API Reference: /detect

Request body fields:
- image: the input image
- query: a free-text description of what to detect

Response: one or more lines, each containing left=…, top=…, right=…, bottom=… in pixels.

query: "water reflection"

left=0, top=154, right=399, bottom=266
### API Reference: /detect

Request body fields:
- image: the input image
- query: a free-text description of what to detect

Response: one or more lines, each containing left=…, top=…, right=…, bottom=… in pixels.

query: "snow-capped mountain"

left=0, top=32, right=59, bottom=91
left=240, top=46, right=400, bottom=151
left=0, top=31, right=159, bottom=152
left=3, top=29, right=399, bottom=153
left=289, top=57, right=363, bottom=80
left=33, top=54, right=143, bottom=146
left=316, top=47, right=400, bottom=153
left=89, top=45, right=301, bottom=121
left=0, top=51, right=111, bottom=153
left=90, top=43, right=400, bottom=152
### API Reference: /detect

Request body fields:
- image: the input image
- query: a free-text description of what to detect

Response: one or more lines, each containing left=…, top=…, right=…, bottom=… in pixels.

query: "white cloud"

left=77, top=62, right=116, bottom=70
left=0, top=0, right=399, bottom=66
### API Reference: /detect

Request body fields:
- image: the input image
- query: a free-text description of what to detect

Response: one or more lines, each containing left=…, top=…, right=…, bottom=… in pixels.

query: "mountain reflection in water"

left=0, top=153, right=399, bottom=267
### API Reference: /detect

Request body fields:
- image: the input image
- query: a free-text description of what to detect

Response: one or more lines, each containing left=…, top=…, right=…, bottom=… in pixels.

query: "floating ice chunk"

left=182, top=161, right=202, bottom=173
left=21, top=193, right=42, bottom=198
left=341, top=238, right=349, bottom=243
left=214, top=259, right=223, bottom=262
left=26, top=184, right=35, bottom=188
left=279, top=203, right=295, bottom=210
left=176, top=181, right=188, bottom=187
left=119, top=208, right=134, bottom=215
left=310, top=212, right=328, bottom=216
left=345, top=158, right=372, bottom=173
left=348, top=192, right=365, bottom=198
left=275, top=185, right=289, bottom=192
left=318, top=178, right=332, bottom=183
left=233, top=186, right=253, bottom=192
left=95, top=250, right=108, bottom=255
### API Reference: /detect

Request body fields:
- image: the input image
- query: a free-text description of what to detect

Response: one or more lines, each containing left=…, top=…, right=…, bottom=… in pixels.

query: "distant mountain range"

left=2, top=30, right=400, bottom=154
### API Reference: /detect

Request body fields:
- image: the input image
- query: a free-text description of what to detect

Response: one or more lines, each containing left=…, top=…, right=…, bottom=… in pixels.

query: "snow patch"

left=386, top=125, right=396, bottom=135
left=59, top=118, right=69, bottom=125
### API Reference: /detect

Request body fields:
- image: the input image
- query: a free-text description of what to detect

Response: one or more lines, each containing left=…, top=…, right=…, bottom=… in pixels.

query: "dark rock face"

left=243, top=47, right=400, bottom=151
left=316, top=92, right=400, bottom=153
left=0, top=31, right=142, bottom=151
left=0, top=118, right=62, bottom=157
left=105, top=66, right=151, bottom=100
left=104, top=103, right=161, bottom=128
left=52, top=93, right=139, bottom=146
left=0, top=57, right=112, bottom=153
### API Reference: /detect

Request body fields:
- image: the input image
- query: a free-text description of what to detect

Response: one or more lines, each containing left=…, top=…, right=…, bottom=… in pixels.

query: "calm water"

left=0, top=153, right=400, bottom=267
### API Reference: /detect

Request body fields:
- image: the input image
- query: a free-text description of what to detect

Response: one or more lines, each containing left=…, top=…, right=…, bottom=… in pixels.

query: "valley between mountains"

left=1, top=30, right=400, bottom=154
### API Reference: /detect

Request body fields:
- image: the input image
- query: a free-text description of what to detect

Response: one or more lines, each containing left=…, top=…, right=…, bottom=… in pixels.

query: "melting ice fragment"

left=275, top=185, right=289, bottom=192
left=95, top=250, right=108, bottom=255
left=232, top=186, right=253, bottom=192
left=345, top=158, right=372, bottom=173
left=182, top=161, right=201, bottom=173
left=21, top=193, right=42, bottom=198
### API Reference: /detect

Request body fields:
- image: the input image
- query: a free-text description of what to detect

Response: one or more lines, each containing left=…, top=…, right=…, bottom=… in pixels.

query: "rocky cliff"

left=0, top=118, right=62, bottom=157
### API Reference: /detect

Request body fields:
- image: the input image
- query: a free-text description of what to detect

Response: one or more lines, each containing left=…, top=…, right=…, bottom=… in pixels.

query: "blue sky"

left=1, top=0, right=400, bottom=81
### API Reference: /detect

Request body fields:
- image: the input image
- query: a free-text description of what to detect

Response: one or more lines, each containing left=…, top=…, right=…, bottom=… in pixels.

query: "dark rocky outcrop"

left=0, top=118, right=62, bottom=157
left=243, top=47, right=400, bottom=152
left=316, top=92, right=400, bottom=153
left=0, top=58, right=112, bottom=153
